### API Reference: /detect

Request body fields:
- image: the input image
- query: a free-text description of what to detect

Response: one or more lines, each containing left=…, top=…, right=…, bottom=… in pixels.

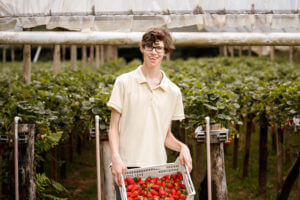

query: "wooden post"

left=211, top=143, right=228, bottom=200
left=248, top=46, right=252, bottom=56
left=53, top=45, right=60, bottom=75
left=289, top=46, right=294, bottom=63
left=197, top=123, right=228, bottom=200
left=219, top=46, right=224, bottom=56
left=238, top=46, right=242, bottom=56
left=102, top=141, right=116, bottom=200
left=100, top=45, right=105, bottom=66
left=2, top=47, right=6, bottom=63
left=82, top=45, right=87, bottom=68
left=95, top=45, right=100, bottom=69
left=11, top=47, right=15, bottom=62
left=10, top=124, right=36, bottom=200
left=270, top=46, right=275, bottom=60
left=224, top=46, right=228, bottom=57
left=258, top=47, right=263, bottom=57
left=89, top=45, right=94, bottom=68
left=70, top=45, right=77, bottom=70
left=104, top=45, right=118, bottom=62
left=229, top=46, right=234, bottom=57
left=276, top=127, right=284, bottom=197
left=23, top=45, right=31, bottom=84
left=62, top=45, right=66, bottom=62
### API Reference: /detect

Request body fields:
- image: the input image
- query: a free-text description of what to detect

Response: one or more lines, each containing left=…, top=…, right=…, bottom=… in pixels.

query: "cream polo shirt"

left=107, top=65, right=185, bottom=167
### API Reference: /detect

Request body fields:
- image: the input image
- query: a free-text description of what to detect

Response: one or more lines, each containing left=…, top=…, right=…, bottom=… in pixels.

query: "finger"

left=118, top=175, right=123, bottom=187
left=179, top=156, right=185, bottom=165
left=122, top=166, right=126, bottom=174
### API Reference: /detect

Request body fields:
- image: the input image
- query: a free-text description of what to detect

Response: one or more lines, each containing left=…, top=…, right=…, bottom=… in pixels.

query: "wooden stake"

left=289, top=46, right=294, bottom=63
left=11, top=47, right=15, bottom=62
left=258, top=47, right=263, bottom=57
left=270, top=46, right=275, bottom=60
left=224, top=46, right=228, bottom=57
left=82, top=45, right=87, bottom=68
left=70, top=45, right=77, bottom=70
left=219, top=46, right=224, bottom=56
left=248, top=46, right=252, bottom=56
left=89, top=45, right=94, bottom=68
left=53, top=44, right=60, bottom=75
left=2, top=47, right=6, bottom=63
left=23, top=45, right=31, bottom=84
left=238, top=46, right=242, bottom=56
left=229, top=46, right=234, bottom=57
left=95, top=45, right=100, bottom=69
left=100, top=45, right=104, bottom=66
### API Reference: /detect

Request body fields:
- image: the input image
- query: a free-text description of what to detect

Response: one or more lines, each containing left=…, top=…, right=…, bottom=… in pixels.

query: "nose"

left=151, top=47, right=157, bottom=54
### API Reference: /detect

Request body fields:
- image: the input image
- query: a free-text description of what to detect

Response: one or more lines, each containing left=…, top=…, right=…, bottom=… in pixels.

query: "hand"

left=111, top=155, right=126, bottom=187
left=179, top=144, right=192, bottom=173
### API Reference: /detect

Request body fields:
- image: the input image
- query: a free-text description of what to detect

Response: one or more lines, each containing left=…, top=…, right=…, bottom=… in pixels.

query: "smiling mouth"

left=150, top=57, right=158, bottom=61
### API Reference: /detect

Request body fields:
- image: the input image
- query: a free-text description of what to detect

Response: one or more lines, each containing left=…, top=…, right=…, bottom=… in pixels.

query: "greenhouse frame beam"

left=0, top=32, right=300, bottom=46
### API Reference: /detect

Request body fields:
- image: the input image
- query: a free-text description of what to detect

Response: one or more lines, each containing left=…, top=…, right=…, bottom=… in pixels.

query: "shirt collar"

left=136, top=65, right=168, bottom=92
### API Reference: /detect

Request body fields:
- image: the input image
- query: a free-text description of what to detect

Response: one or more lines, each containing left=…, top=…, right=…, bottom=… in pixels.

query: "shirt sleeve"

left=107, top=77, right=124, bottom=114
left=171, top=91, right=185, bottom=120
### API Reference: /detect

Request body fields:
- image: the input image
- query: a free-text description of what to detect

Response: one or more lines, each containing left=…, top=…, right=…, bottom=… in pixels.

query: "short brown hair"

left=141, top=27, right=175, bottom=54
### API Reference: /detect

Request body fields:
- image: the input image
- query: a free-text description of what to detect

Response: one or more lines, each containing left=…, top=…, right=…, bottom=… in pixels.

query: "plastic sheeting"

left=0, top=0, right=299, bottom=32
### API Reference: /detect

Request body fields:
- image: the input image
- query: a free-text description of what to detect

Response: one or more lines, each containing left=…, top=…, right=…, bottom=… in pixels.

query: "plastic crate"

left=120, top=159, right=196, bottom=200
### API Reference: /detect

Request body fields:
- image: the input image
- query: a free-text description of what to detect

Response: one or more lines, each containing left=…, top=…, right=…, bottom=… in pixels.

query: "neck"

left=141, top=63, right=162, bottom=80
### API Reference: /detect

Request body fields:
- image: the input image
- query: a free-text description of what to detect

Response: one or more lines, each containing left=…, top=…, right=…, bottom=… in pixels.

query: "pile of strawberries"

left=124, top=172, right=187, bottom=200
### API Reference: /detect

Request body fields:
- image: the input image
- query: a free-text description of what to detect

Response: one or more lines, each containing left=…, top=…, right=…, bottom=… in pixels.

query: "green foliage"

left=35, top=173, right=68, bottom=200
left=0, top=56, right=299, bottom=199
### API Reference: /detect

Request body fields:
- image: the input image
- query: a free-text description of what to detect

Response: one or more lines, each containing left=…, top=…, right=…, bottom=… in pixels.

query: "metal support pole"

left=205, top=116, right=212, bottom=200
left=95, top=115, right=101, bottom=200
left=14, top=116, right=21, bottom=200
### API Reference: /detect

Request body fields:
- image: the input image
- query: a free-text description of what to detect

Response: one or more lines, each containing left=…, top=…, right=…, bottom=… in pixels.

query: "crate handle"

left=185, top=165, right=196, bottom=195
left=120, top=174, right=127, bottom=200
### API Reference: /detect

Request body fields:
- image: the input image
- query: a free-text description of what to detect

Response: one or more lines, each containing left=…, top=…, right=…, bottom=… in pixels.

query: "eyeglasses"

left=144, top=45, right=165, bottom=53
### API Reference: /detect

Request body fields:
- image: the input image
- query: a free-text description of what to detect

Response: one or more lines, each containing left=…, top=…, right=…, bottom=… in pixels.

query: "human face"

left=140, top=40, right=166, bottom=68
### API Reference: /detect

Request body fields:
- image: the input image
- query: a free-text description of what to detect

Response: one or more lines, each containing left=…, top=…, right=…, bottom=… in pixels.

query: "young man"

left=107, top=27, right=192, bottom=196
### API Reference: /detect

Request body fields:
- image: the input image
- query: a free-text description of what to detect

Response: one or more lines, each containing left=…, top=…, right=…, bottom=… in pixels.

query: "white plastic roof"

left=0, top=0, right=299, bottom=32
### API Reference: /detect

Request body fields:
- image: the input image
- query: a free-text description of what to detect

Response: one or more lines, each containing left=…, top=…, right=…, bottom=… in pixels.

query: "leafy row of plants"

left=0, top=57, right=299, bottom=199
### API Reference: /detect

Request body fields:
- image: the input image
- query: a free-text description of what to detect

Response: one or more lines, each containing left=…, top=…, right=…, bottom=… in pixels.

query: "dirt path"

left=62, top=140, right=98, bottom=200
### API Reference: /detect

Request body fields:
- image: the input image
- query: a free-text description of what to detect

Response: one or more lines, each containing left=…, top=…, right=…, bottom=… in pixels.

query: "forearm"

left=109, top=128, right=120, bottom=159
left=164, top=129, right=184, bottom=152
left=108, top=110, right=122, bottom=160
